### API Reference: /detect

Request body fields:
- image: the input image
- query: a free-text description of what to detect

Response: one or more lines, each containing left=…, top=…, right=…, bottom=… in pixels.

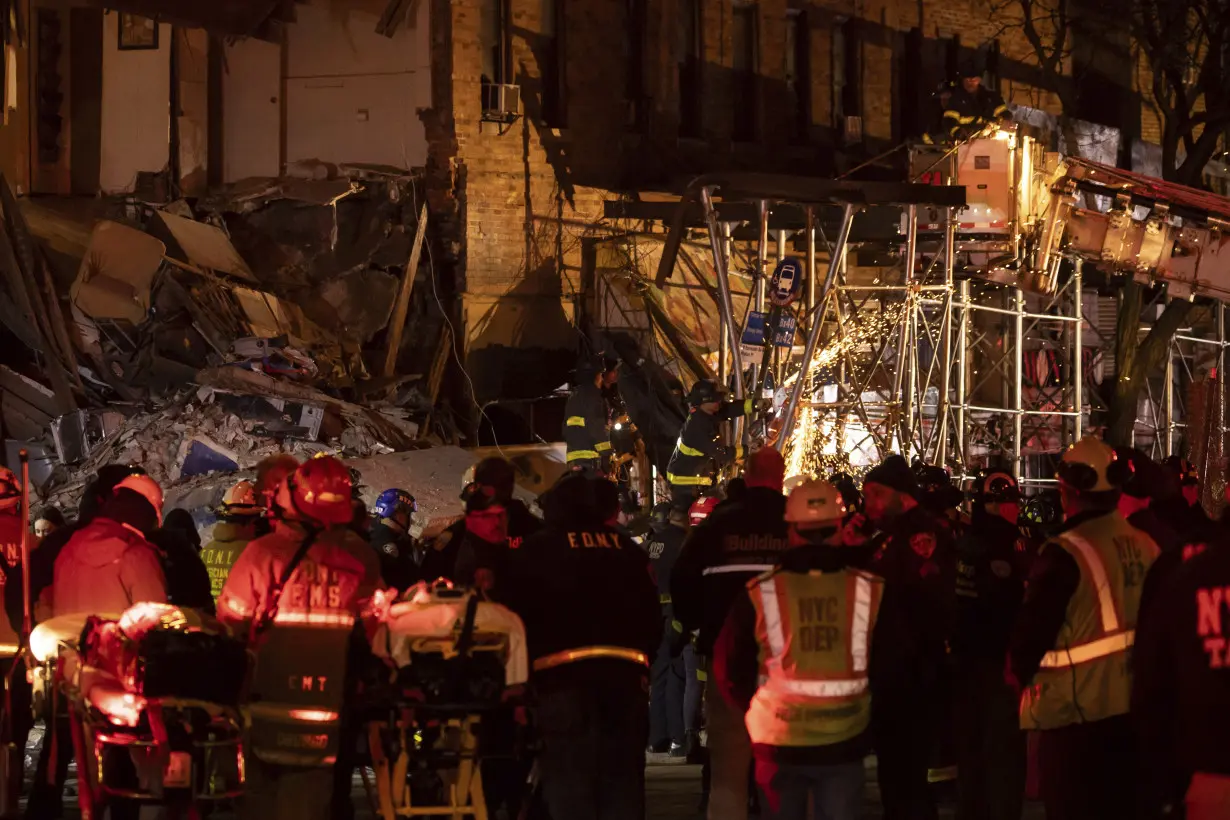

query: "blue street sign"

left=741, top=311, right=797, bottom=348
left=769, top=258, right=804, bottom=307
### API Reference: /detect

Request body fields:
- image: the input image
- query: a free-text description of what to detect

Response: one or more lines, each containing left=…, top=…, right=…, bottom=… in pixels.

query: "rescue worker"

left=645, top=503, right=690, bottom=757
left=1115, top=448, right=1181, bottom=555
left=1160, top=455, right=1220, bottom=545
left=0, top=466, right=32, bottom=800
left=51, top=473, right=169, bottom=617
left=666, top=380, right=755, bottom=513
left=859, top=454, right=955, bottom=820
left=427, top=457, right=542, bottom=582
left=914, top=461, right=966, bottom=537
left=1133, top=536, right=1230, bottom=818
left=672, top=446, right=791, bottom=820
left=368, top=488, right=418, bottom=590
left=564, top=355, right=616, bottom=471
left=217, top=455, right=382, bottom=820
left=1007, top=436, right=1159, bottom=820
left=952, top=470, right=1027, bottom=820
left=500, top=471, right=660, bottom=820
left=150, top=508, right=214, bottom=613
left=25, top=464, right=147, bottom=820
left=690, top=495, right=721, bottom=527
left=715, top=480, right=886, bottom=820
left=922, top=79, right=956, bottom=145
left=452, top=481, right=513, bottom=594
left=201, top=480, right=265, bottom=601
left=942, top=63, right=1010, bottom=142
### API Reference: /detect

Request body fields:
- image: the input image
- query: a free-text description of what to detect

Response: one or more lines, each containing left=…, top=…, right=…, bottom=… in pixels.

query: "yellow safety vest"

left=746, top=567, right=884, bottom=747
left=1019, top=512, right=1159, bottom=730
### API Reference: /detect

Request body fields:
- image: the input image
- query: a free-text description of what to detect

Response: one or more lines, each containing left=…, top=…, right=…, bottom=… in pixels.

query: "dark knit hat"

left=864, top=455, right=919, bottom=498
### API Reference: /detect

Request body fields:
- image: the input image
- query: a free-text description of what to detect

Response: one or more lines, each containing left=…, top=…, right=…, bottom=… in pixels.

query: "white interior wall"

left=222, top=37, right=282, bottom=181
left=99, top=14, right=171, bottom=193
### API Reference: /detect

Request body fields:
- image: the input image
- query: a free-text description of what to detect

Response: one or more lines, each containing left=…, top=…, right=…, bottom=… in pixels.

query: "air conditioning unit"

left=481, top=83, right=522, bottom=123
left=842, top=115, right=863, bottom=144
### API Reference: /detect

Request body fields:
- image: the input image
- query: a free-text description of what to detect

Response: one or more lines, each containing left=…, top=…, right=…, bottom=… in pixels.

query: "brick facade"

left=424, top=0, right=1136, bottom=415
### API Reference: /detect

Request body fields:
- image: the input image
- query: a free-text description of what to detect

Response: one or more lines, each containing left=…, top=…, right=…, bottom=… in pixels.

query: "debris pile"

left=0, top=163, right=452, bottom=504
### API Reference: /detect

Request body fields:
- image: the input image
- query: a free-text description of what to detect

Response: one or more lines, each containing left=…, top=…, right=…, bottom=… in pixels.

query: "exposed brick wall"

left=424, top=0, right=1132, bottom=412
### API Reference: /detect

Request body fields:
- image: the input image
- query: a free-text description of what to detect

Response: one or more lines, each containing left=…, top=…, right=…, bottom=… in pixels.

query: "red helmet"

left=274, top=455, right=353, bottom=527
left=0, top=466, right=18, bottom=512
left=689, top=495, right=720, bottom=526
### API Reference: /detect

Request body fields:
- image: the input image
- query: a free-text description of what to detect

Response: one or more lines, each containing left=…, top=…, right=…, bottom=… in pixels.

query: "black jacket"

left=863, top=504, right=956, bottom=692
left=368, top=521, right=419, bottom=592
left=500, top=521, right=660, bottom=687
left=953, top=512, right=1026, bottom=662
left=1133, top=544, right=1230, bottom=812
left=670, top=486, right=790, bottom=655
left=715, top=544, right=901, bottom=765
left=563, top=380, right=610, bottom=462
left=666, top=399, right=752, bottom=484
left=424, top=499, right=543, bottom=584
left=644, top=522, right=687, bottom=615
left=149, top=528, right=215, bottom=615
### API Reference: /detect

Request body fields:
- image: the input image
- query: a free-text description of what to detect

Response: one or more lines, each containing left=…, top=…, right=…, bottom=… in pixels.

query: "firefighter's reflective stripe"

left=676, top=440, right=706, bottom=458
left=1037, top=531, right=1129, bottom=668
left=667, top=472, right=712, bottom=486
left=659, top=593, right=672, bottom=604
left=567, top=449, right=601, bottom=462
left=1039, top=631, right=1135, bottom=668
left=1020, top=518, right=1158, bottom=731
left=993, top=104, right=1010, bottom=117
left=703, top=564, right=775, bottom=576
left=742, top=398, right=753, bottom=415
left=272, top=611, right=357, bottom=627
left=928, top=765, right=959, bottom=783
left=594, top=441, right=613, bottom=452
left=0, top=642, right=19, bottom=657
left=532, top=645, right=649, bottom=672
left=566, top=416, right=587, bottom=427
left=672, top=619, right=683, bottom=633
left=746, top=570, right=883, bottom=747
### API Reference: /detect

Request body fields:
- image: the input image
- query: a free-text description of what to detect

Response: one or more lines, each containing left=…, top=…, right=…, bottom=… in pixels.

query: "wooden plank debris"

left=382, top=202, right=428, bottom=378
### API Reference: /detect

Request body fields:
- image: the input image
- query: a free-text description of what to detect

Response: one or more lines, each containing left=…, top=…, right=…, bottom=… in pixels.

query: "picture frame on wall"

left=117, top=13, right=159, bottom=51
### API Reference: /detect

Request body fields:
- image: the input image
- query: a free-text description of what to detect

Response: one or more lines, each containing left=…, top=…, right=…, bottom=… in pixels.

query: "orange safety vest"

left=745, top=567, right=884, bottom=747
left=1020, top=512, right=1159, bottom=730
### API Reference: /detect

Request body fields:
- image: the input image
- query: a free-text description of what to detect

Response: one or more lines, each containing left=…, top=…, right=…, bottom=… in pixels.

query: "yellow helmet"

left=1057, top=436, right=1131, bottom=492
left=221, top=480, right=262, bottom=516
left=785, top=479, right=847, bottom=528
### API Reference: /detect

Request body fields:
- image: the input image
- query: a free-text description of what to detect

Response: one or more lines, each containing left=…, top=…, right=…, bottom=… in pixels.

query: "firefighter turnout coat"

left=1016, top=509, right=1159, bottom=730
left=201, top=519, right=261, bottom=601
left=666, top=398, right=754, bottom=490
left=0, top=512, right=22, bottom=654
left=564, top=380, right=612, bottom=466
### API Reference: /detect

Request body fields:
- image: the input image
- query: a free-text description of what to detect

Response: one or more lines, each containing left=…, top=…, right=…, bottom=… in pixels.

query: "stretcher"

left=29, top=604, right=248, bottom=820
left=364, top=580, right=529, bottom=820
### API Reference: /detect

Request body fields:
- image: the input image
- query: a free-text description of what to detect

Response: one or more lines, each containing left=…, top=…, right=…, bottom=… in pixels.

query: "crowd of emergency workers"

left=0, top=350, right=1220, bottom=820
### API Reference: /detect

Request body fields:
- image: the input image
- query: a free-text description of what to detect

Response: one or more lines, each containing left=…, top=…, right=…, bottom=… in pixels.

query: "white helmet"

left=785, top=479, right=846, bottom=529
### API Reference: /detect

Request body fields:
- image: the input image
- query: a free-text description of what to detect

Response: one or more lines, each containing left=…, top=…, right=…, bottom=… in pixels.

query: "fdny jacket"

left=863, top=504, right=956, bottom=692
left=217, top=521, right=383, bottom=636
left=0, top=512, right=23, bottom=652
left=201, top=519, right=261, bottom=601
left=670, top=486, right=791, bottom=655
left=500, top=520, right=660, bottom=683
left=952, top=512, right=1026, bottom=662
left=564, top=380, right=611, bottom=464
left=51, top=517, right=168, bottom=617
left=1133, top=544, right=1230, bottom=811
left=943, top=86, right=1010, bottom=140
left=666, top=399, right=753, bottom=488
left=149, top=527, right=215, bottom=614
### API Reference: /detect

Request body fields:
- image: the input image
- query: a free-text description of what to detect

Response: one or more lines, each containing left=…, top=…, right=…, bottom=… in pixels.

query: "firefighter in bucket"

left=217, top=454, right=384, bottom=820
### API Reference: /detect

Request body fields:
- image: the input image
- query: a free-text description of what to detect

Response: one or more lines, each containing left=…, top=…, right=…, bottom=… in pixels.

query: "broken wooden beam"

left=382, top=202, right=428, bottom=378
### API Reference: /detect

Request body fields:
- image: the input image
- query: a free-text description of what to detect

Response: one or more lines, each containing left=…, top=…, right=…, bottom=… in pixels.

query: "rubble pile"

left=0, top=162, right=453, bottom=506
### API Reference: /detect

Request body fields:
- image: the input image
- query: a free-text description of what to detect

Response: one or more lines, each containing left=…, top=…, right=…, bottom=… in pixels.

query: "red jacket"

left=51, top=517, right=168, bottom=617
left=0, top=512, right=23, bottom=652
left=216, top=521, right=382, bottom=637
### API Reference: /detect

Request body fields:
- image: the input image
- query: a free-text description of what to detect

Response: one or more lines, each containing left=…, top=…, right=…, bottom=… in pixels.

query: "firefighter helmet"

left=973, top=470, right=1020, bottom=503
left=1162, top=455, right=1200, bottom=487
left=785, top=479, right=847, bottom=528
left=689, top=495, right=720, bottom=526
left=220, top=480, right=261, bottom=516
left=687, top=380, right=723, bottom=408
left=0, top=466, right=18, bottom=511
left=1057, top=436, right=1130, bottom=492
left=374, top=488, right=417, bottom=530
left=650, top=502, right=672, bottom=528
left=275, top=455, right=353, bottom=527
left=114, top=474, right=164, bottom=526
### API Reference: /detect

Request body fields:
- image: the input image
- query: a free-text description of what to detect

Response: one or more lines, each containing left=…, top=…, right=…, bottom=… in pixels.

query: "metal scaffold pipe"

left=1073, top=259, right=1083, bottom=442
left=1013, top=287, right=1025, bottom=477
left=937, top=205, right=955, bottom=464
left=776, top=203, right=858, bottom=452
left=700, top=187, right=745, bottom=398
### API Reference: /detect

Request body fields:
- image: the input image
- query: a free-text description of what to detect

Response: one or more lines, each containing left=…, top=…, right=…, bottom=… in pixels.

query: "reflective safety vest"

left=1019, top=513, right=1159, bottom=731
left=745, top=567, right=884, bottom=747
